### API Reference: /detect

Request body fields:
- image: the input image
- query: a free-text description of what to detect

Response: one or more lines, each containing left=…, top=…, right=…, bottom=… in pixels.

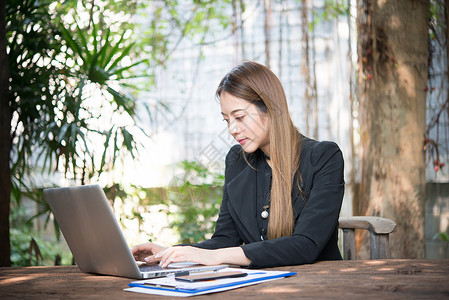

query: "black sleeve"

left=241, top=141, right=345, bottom=268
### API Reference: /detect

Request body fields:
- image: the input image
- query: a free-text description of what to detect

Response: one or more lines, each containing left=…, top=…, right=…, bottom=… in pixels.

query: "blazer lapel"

left=226, top=165, right=261, bottom=243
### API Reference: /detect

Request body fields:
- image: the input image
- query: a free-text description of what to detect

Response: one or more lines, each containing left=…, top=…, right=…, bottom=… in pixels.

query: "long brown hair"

left=216, top=61, right=301, bottom=239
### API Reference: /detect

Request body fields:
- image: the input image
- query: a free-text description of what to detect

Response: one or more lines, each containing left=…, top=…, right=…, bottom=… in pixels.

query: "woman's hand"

left=156, top=246, right=221, bottom=267
left=131, top=242, right=167, bottom=263
left=156, top=246, right=251, bottom=268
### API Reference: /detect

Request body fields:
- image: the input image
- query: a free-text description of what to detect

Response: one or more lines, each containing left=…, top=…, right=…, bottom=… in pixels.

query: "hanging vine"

left=424, top=0, right=449, bottom=176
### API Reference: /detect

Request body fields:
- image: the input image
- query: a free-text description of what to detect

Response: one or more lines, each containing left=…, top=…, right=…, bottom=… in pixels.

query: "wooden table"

left=1, top=259, right=448, bottom=299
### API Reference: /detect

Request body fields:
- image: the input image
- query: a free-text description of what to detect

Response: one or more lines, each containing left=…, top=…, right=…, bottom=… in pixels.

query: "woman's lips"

left=237, top=138, right=247, bottom=145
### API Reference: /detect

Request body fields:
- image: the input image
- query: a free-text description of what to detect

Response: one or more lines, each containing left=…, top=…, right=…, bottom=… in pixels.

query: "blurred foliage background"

left=6, top=0, right=231, bottom=266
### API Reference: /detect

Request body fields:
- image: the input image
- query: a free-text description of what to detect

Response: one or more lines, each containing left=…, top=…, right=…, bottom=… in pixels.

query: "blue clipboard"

left=128, top=270, right=297, bottom=294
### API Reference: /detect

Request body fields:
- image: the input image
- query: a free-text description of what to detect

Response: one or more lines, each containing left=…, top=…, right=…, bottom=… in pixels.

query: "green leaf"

left=91, top=16, right=98, bottom=52
left=112, top=58, right=149, bottom=78
left=107, top=86, right=134, bottom=116
left=59, top=23, right=86, bottom=65
left=97, top=28, right=112, bottom=68
left=103, top=30, right=126, bottom=69
left=74, top=20, right=92, bottom=63
left=58, top=123, right=70, bottom=143
left=99, top=127, right=115, bottom=173
left=121, top=127, right=136, bottom=157
left=107, top=41, right=135, bottom=72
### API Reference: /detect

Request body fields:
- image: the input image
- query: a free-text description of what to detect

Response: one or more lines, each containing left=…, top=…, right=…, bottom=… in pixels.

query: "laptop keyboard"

left=138, top=264, right=165, bottom=272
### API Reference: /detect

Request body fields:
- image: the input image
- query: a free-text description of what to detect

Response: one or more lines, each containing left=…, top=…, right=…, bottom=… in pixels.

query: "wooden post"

left=370, top=231, right=390, bottom=259
left=342, top=228, right=356, bottom=260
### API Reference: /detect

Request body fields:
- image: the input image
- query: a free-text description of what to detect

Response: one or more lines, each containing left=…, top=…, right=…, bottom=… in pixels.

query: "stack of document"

left=124, top=267, right=296, bottom=297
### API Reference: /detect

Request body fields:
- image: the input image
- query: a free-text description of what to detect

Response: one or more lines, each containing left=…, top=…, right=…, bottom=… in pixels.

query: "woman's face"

left=220, top=92, right=270, bottom=155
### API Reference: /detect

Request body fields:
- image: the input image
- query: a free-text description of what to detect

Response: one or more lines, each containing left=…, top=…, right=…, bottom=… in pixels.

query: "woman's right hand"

left=131, top=242, right=167, bottom=263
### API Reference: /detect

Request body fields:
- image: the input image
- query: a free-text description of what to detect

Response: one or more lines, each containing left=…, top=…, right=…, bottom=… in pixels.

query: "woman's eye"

left=235, top=115, right=245, bottom=121
left=223, top=118, right=230, bottom=124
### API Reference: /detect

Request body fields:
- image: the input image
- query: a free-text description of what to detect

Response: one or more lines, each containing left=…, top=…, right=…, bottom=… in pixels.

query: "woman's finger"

left=158, top=249, right=173, bottom=267
left=144, top=254, right=157, bottom=263
left=131, top=242, right=163, bottom=261
left=158, top=248, right=180, bottom=268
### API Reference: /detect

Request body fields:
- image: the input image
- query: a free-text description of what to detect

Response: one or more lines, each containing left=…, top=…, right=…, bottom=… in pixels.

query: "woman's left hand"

left=156, top=246, right=222, bottom=268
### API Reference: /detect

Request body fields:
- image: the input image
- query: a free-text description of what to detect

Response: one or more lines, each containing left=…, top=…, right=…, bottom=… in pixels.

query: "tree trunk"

left=357, top=0, right=429, bottom=259
left=301, top=0, right=312, bottom=137
left=0, top=0, right=11, bottom=267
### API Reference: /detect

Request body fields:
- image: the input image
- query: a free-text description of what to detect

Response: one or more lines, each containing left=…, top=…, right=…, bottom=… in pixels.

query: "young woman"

left=132, top=61, right=345, bottom=268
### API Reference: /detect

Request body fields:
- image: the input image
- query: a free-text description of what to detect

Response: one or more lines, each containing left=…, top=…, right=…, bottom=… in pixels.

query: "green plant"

left=9, top=202, right=72, bottom=266
left=309, top=0, right=349, bottom=31
left=10, top=227, right=73, bottom=267
left=7, top=0, right=151, bottom=194
left=167, top=161, right=224, bottom=244
left=433, top=231, right=449, bottom=259
left=434, top=231, right=449, bottom=242
left=6, top=0, right=151, bottom=265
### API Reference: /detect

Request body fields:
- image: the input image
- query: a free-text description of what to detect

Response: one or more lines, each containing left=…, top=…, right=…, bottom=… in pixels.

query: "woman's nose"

left=229, top=120, right=240, bottom=135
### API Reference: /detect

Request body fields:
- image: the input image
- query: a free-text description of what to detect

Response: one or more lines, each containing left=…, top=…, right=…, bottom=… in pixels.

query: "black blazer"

left=195, top=136, right=345, bottom=268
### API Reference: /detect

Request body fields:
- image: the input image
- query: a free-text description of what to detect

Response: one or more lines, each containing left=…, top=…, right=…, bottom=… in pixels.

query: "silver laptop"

left=43, top=184, right=227, bottom=279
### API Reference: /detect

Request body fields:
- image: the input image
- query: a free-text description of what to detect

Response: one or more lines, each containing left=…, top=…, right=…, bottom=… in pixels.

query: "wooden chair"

left=338, top=216, right=397, bottom=260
